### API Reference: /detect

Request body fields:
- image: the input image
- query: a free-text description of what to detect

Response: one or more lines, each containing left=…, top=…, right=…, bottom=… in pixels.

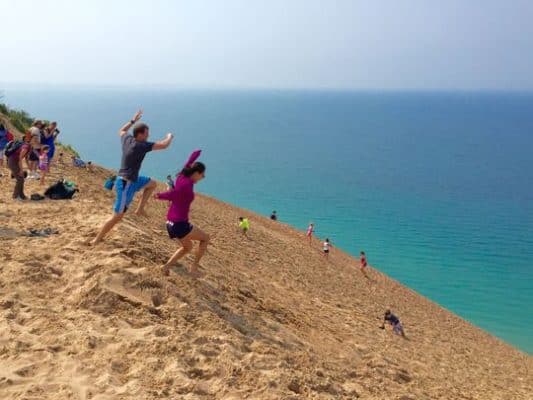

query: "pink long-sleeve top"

left=156, top=150, right=201, bottom=222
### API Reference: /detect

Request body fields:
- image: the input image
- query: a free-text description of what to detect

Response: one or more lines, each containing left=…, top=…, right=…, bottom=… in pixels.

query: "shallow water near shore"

left=4, top=88, right=533, bottom=353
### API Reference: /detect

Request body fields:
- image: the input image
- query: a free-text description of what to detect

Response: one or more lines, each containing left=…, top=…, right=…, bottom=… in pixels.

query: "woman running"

left=306, top=223, right=314, bottom=246
left=155, top=150, right=210, bottom=278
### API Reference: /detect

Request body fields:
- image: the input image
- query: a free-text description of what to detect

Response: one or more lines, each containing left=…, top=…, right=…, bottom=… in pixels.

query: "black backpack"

left=4, top=140, right=24, bottom=158
left=44, top=180, right=79, bottom=200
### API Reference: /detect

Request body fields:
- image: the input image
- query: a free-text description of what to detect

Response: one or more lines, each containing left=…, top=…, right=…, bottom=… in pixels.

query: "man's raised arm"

left=118, top=109, right=143, bottom=137
left=152, top=133, right=174, bottom=151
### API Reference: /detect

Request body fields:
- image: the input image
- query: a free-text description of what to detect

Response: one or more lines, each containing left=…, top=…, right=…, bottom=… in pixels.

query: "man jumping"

left=90, top=109, right=173, bottom=245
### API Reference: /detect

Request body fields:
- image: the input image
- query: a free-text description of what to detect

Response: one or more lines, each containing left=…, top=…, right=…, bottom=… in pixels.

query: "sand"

left=0, top=129, right=531, bottom=399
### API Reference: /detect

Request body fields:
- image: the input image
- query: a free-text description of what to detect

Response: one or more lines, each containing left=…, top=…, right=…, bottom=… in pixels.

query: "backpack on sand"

left=44, top=180, right=79, bottom=200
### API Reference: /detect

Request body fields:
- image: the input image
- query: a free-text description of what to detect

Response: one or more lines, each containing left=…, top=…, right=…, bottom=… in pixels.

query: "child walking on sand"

left=239, top=217, right=250, bottom=235
left=166, top=174, right=175, bottom=190
left=155, top=150, right=210, bottom=278
left=38, top=145, right=50, bottom=185
left=306, top=223, right=314, bottom=246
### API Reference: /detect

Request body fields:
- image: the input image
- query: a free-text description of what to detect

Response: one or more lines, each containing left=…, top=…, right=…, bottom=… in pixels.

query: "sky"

left=1, top=0, right=533, bottom=90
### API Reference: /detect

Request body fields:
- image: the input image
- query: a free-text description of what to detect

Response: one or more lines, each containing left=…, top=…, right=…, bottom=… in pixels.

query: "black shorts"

left=29, top=151, right=39, bottom=161
left=166, top=221, right=193, bottom=239
left=323, top=249, right=329, bottom=254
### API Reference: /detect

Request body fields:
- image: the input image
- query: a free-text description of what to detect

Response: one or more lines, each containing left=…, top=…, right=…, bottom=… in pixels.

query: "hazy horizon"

left=2, top=0, right=533, bottom=90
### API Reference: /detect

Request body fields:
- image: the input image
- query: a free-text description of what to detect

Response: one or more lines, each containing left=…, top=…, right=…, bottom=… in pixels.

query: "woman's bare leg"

left=183, top=226, right=210, bottom=277
left=162, top=238, right=192, bottom=275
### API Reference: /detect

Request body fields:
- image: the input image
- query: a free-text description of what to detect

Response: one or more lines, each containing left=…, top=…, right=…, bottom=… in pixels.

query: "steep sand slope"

left=0, top=140, right=531, bottom=399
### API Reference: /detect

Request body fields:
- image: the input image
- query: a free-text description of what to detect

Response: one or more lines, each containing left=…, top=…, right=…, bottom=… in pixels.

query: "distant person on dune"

left=380, top=310, right=405, bottom=337
left=166, top=174, right=175, bottom=190
left=90, top=110, right=174, bottom=245
left=360, top=251, right=368, bottom=274
left=239, top=217, right=250, bottom=235
left=155, top=150, right=210, bottom=278
left=323, top=238, right=332, bottom=259
left=270, top=210, right=277, bottom=221
left=306, top=223, right=314, bottom=246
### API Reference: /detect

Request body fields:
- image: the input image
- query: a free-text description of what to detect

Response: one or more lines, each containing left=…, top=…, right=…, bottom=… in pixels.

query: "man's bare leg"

left=134, top=180, right=156, bottom=217
left=90, top=213, right=124, bottom=245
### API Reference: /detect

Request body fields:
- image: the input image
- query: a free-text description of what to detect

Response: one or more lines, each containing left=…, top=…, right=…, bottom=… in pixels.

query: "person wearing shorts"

left=156, top=150, right=210, bottom=278
left=239, top=217, right=250, bottom=235
left=90, top=109, right=173, bottom=245
left=323, top=238, right=331, bottom=259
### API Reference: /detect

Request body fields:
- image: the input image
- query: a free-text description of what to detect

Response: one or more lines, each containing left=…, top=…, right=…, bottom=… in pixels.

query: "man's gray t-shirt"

left=118, top=135, right=154, bottom=181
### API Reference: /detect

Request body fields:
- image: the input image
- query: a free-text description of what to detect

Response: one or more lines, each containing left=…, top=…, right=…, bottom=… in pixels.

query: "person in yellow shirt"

left=238, top=217, right=250, bottom=235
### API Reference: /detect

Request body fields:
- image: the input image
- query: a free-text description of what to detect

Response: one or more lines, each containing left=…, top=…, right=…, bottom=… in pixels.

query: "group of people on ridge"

left=1, top=120, right=60, bottom=199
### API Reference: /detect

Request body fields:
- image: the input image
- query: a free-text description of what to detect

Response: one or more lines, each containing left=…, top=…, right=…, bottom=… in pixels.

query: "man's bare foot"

left=161, top=264, right=170, bottom=276
left=134, top=209, right=149, bottom=217
left=189, top=265, right=205, bottom=279
left=88, top=238, right=101, bottom=246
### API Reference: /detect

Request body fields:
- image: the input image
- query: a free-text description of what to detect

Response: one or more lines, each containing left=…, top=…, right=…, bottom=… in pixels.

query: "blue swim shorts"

left=113, top=176, right=151, bottom=213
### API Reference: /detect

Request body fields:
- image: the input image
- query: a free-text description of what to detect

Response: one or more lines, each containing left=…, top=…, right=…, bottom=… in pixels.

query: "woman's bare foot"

left=134, top=209, right=149, bottom=217
left=189, top=264, right=205, bottom=279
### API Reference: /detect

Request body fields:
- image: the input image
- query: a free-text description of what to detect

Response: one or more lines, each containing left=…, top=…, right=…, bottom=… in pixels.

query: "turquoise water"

left=3, top=89, right=533, bottom=353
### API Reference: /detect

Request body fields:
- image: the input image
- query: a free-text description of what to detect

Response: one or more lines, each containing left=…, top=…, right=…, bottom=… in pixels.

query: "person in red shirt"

left=360, top=251, right=368, bottom=274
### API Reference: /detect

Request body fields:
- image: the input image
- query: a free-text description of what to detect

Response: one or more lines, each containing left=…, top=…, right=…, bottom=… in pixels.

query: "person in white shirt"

left=322, top=238, right=332, bottom=259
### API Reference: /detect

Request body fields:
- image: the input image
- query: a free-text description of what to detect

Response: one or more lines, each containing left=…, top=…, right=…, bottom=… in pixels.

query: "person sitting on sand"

left=155, top=150, right=210, bottom=278
left=323, top=238, right=332, bottom=259
left=381, top=310, right=405, bottom=337
left=239, top=217, right=250, bottom=235
left=90, top=110, right=174, bottom=245
left=306, top=223, right=314, bottom=246
left=38, top=145, right=50, bottom=186
left=270, top=210, right=277, bottom=221
left=71, top=156, right=86, bottom=167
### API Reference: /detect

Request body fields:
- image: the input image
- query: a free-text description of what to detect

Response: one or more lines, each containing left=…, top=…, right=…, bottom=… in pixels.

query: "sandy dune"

left=0, top=136, right=531, bottom=398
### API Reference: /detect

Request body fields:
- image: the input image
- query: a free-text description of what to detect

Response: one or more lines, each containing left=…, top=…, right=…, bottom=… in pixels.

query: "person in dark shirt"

left=270, top=210, right=277, bottom=221
left=381, top=309, right=405, bottom=337
left=91, top=109, right=174, bottom=245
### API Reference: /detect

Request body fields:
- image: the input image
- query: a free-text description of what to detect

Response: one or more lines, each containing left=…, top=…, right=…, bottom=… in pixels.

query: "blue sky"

left=1, top=0, right=533, bottom=89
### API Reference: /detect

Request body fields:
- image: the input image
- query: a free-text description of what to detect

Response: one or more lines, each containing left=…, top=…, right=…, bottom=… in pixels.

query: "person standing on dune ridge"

left=90, top=109, right=174, bottom=245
